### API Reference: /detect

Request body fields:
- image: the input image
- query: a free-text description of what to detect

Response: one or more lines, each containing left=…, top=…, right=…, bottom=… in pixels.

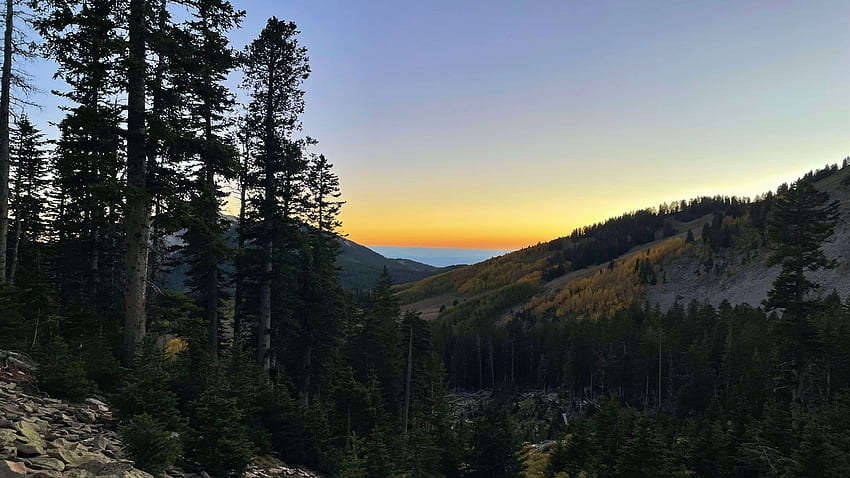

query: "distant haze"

left=369, top=246, right=511, bottom=268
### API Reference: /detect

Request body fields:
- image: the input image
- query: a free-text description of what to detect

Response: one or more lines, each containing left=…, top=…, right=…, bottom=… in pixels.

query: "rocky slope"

left=0, top=351, right=322, bottom=478
left=0, top=351, right=148, bottom=478
left=648, top=166, right=850, bottom=309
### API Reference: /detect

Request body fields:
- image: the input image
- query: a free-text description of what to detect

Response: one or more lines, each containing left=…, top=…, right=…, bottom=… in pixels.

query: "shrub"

left=121, top=413, right=182, bottom=475
left=36, top=337, right=95, bottom=402
left=186, top=378, right=255, bottom=477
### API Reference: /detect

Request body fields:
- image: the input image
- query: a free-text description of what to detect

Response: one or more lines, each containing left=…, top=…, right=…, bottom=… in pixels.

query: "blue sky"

left=17, top=0, right=850, bottom=251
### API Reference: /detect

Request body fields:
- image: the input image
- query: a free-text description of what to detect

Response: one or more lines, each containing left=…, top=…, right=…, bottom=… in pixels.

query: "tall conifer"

left=242, top=17, right=309, bottom=373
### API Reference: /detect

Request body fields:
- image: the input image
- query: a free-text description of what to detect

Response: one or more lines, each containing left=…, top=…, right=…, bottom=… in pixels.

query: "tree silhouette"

left=764, top=179, right=840, bottom=428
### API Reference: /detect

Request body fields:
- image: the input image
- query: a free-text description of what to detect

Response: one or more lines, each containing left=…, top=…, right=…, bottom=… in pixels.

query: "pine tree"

left=305, top=153, right=343, bottom=235
left=466, top=401, right=525, bottom=478
left=401, top=310, right=432, bottom=433
left=177, top=0, right=243, bottom=354
left=8, top=115, right=48, bottom=284
left=187, top=374, right=255, bottom=477
left=411, top=353, right=461, bottom=478
left=338, top=432, right=369, bottom=478
left=349, top=268, right=404, bottom=417
left=764, top=179, right=839, bottom=428
left=292, top=149, right=344, bottom=401
left=242, top=17, right=310, bottom=373
left=145, top=0, right=195, bottom=312
left=34, top=0, right=126, bottom=338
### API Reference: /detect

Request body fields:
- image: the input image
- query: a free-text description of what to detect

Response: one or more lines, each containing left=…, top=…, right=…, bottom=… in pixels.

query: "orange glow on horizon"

left=334, top=159, right=842, bottom=251
left=222, top=157, right=847, bottom=251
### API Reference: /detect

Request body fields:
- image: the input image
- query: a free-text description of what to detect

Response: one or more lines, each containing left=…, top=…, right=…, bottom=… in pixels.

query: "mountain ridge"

left=163, top=226, right=447, bottom=292
left=335, top=237, right=453, bottom=290
left=398, top=161, right=850, bottom=323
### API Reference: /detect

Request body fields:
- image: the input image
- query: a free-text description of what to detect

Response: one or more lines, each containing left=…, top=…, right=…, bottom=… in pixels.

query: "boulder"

left=0, top=460, right=26, bottom=478
left=0, top=431, right=19, bottom=447
left=13, top=422, right=45, bottom=451
left=77, top=460, right=153, bottom=478
left=14, top=441, right=44, bottom=457
left=63, top=470, right=96, bottom=478
left=0, top=446, right=15, bottom=459
left=25, top=456, right=65, bottom=472
left=50, top=437, right=80, bottom=451
left=46, top=446, right=80, bottom=465
left=27, top=471, right=63, bottom=478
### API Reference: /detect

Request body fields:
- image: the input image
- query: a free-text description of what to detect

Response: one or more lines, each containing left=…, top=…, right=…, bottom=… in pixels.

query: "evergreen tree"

left=412, top=353, right=461, bottom=478
left=179, top=0, right=243, bottom=354
left=292, top=149, right=344, bottom=401
left=145, top=0, right=195, bottom=312
left=764, top=179, right=839, bottom=427
left=466, top=401, right=525, bottom=478
left=349, top=268, right=404, bottom=417
left=305, top=153, right=343, bottom=235
left=187, top=374, right=255, bottom=477
left=8, top=115, right=48, bottom=284
left=241, top=17, right=310, bottom=373
left=34, top=0, right=126, bottom=342
left=338, top=432, right=369, bottom=478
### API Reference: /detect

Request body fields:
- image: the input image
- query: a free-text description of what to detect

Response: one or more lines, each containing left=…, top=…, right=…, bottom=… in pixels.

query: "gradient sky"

left=22, top=1, right=850, bottom=250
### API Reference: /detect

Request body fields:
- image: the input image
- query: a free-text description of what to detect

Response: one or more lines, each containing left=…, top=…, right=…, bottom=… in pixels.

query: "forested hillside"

left=400, top=163, right=850, bottom=477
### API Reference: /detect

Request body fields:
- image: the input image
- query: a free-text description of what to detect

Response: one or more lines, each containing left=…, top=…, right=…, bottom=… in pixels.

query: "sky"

left=19, top=0, right=850, bottom=251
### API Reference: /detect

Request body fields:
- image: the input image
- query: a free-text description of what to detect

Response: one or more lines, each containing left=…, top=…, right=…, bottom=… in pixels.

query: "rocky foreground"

left=0, top=349, right=146, bottom=478
left=0, top=351, right=322, bottom=478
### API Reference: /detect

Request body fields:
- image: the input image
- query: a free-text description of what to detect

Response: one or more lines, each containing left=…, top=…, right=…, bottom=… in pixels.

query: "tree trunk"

left=123, top=0, right=150, bottom=366
left=488, top=338, right=496, bottom=389
left=402, top=322, right=413, bottom=434
left=826, top=359, right=831, bottom=399
left=791, top=362, right=804, bottom=430
left=233, top=142, right=248, bottom=343
left=477, top=334, right=483, bottom=389
left=200, top=13, right=220, bottom=354
left=657, top=329, right=662, bottom=411
left=301, top=341, right=312, bottom=405
left=204, top=166, right=219, bottom=354
left=257, top=153, right=273, bottom=372
left=258, top=232, right=272, bottom=373
left=7, top=216, right=19, bottom=283
left=0, top=0, right=13, bottom=282
left=257, top=61, right=277, bottom=375
left=205, top=253, right=218, bottom=353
